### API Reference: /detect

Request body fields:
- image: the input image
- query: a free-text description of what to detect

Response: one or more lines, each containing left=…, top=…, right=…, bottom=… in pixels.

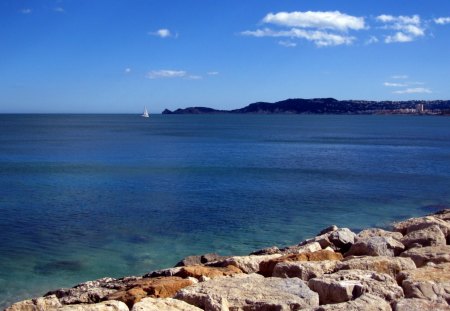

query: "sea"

left=0, top=114, right=450, bottom=307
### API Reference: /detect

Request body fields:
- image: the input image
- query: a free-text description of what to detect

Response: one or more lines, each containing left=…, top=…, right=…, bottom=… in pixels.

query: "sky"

left=1, top=0, right=450, bottom=113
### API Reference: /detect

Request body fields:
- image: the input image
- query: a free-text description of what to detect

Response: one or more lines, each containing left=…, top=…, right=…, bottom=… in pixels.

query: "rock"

left=175, top=273, right=319, bottom=310
left=328, top=228, right=356, bottom=253
left=400, top=245, right=450, bottom=267
left=400, top=225, right=446, bottom=249
left=273, top=260, right=339, bottom=280
left=318, top=225, right=338, bottom=236
left=174, top=265, right=242, bottom=280
left=393, top=216, right=450, bottom=241
left=104, top=277, right=193, bottom=308
left=131, top=297, right=202, bottom=311
left=432, top=209, right=450, bottom=222
left=336, top=256, right=416, bottom=279
left=5, top=295, right=62, bottom=311
left=45, top=278, right=124, bottom=304
left=211, top=253, right=282, bottom=273
left=175, top=253, right=227, bottom=267
left=249, top=246, right=281, bottom=255
left=394, top=298, right=450, bottom=311
left=259, top=250, right=343, bottom=277
left=345, top=236, right=405, bottom=257
left=281, top=242, right=322, bottom=255
left=143, top=267, right=183, bottom=278
left=58, top=301, right=129, bottom=311
left=397, top=263, right=450, bottom=303
left=356, top=228, right=403, bottom=241
left=309, top=294, right=391, bottom=311
left=308, top=269, right=404, bottom=305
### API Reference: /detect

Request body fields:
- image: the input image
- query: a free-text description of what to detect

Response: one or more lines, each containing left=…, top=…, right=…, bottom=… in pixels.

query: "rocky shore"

left=6, top=209, right=450, bottom=311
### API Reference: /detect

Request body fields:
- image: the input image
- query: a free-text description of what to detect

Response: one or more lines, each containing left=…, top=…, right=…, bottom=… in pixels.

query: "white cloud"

left=384, top=82, right=407, bottom=87
left=187, top=75, right=202, bottom=80
left=149, top=29, right=174, bottom=38
left=376, top=14, right=425, bottom=43
left=241, top=28, right=355, bottom=47
left=391, top=75, right=409, bottom=79
left=365, top=36, right=379, bottom=45
left=393, top=87, right=432, bottom=94
left=278, top=40, right=297, bottom=47
left=54, top=7, right=65, bottom=13
left=146, top=70, right=187, bottom=79
left=207, top=71, right=219, bottom=76
left=20, top=8, right=32, bottom=14
left=263, top=11, right=365, bottom=31
left=124, top=68, right=131, bottom=74
left=435, top=17, right=450, bottom=25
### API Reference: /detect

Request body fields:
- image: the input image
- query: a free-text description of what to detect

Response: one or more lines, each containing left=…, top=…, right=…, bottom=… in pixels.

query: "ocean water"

left=0, top=114, right=450, bottom=307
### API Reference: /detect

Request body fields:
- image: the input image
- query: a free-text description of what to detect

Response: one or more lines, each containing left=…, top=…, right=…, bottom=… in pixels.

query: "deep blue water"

left=1, top=114, right=450, bottom=307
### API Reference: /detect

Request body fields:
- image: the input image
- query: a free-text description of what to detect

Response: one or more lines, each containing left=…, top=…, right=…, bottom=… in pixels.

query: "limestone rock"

left=328, top=228, right=356, bottom=253
left=308, top=269, right=404, bottom=305
left=394, top=298, right=450, bottom=311
left=356, top=228, right=403, bottom=241
left=46, top=277, right=124, bottom=304
left=212, top=253, right=282, bottom=273
left=345, top=236, right=405, bottom=257
left=175, top=273, right=319, bottom=310
left=400, top=245, right=450, bottom=267
left=174, top=265, right=242, bottom=280
left=131, top=297, right=202, bottom=311
left=259, top=250, right=343, bottom=277
left=249, top=246, right=281, bottom=255
left=58, top=301, right=129, bottom=311
left=5, top=295, right=62, bottom=311
left=432, top=209, right=450, bottom=222
left=273, top=260, right=339, bottom=280
left=336, top=256, right=416, bottom=279
left=397, top=263, right=450, bottom=303
left=317, top=225, right=338, bottom=236
left=143, top=267, right=183, bottom=278
left=175, top=253, right=227, bottom=267
left=281, top=242, right=322, bottom=255
left=105, top=277, right=193, bottom=308
left=309, top=294, right=391, bottom=311
left=401, top=225, right=446, bottom=249
left=393, top=216, right=450, bottom=240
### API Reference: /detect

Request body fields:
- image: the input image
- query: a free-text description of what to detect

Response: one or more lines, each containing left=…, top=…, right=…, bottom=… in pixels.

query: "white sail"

left=142, top=106, right=149, bottom=118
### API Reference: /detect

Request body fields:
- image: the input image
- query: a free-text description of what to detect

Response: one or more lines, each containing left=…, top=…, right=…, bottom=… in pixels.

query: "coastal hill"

left=162, top=98, right=450, bottom=115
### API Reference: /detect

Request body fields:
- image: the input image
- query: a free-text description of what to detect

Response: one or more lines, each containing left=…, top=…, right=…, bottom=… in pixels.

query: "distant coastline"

left=162, top=98, right=450, bottom=115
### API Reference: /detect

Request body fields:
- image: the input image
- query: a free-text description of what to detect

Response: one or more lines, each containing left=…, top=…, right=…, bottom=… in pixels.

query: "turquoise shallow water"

left=0, top=114, right=450, bottom=307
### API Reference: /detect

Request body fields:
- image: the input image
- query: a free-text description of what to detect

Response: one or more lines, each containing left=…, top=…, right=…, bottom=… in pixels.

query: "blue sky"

left=1, top=0, right=450, bottom=113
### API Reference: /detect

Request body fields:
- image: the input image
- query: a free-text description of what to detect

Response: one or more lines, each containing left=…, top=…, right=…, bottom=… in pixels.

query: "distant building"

left=416, top=104, right=424, bottom=113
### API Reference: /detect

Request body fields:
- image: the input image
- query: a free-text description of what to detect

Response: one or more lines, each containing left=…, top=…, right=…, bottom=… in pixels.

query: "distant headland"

left=162, top=98, right=450, bottom=115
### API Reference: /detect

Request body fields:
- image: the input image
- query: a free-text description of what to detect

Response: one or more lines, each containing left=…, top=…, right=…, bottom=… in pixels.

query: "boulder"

left=249, top=246, right=281, bottom=255
left=394, top=298, right=450, bottom=311
left=58, top=301, right=129, bottom=311
left=400, top=225, right=446, bottom=249
left=45, top=278, right=125, bottom=304
left=345, top=236, right=404, bottom=257
left=317, top=225, right=338, bottom=236
left=400, top=245, right=450, bottom=267
left=397, top=263, right=450, bottom=303
left=356, top=228, right=403, bottom=241
left=281, top=242, right=322, bottom=255
left=143, top=267, right=183, bottom=278
left=335, top=256, right=416, bottom=279
left=211, top=253, right=282, bottom=273
left=259, top=250, right=343, bottom=277
left=308, top=269, right=404, bottom=305
left=393, top=216, right=450, bottom=241
left=328, top=228, right=356, bottom=253
left=175, top=273, right=319, bottom=310
left=105, top=277, right=193, bottom=308
left=5, top=295, right=62, bottom=311
left=131, top=297, right=202, bottom=311
left=175, top=253, right=227, bottom=267
left=432, top=209, right=450, bottom=222
left=273, top=260, right=339, bottom=280
left=308, top=294, right=391, bottom=311
left=174, top=265, right=242, bottom=280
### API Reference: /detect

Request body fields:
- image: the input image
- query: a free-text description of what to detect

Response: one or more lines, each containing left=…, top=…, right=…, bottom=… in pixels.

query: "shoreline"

left=6, top=209, right=450, bottom=310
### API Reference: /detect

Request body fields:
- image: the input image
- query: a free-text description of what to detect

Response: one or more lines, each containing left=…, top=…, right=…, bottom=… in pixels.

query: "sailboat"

left=142, top=106, right=149, bottom=118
